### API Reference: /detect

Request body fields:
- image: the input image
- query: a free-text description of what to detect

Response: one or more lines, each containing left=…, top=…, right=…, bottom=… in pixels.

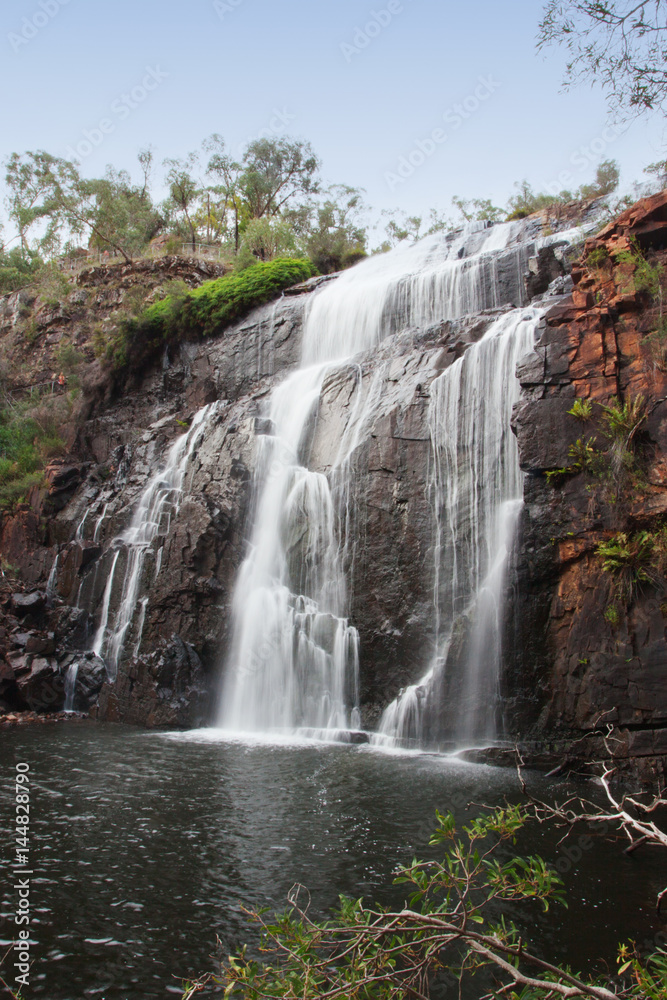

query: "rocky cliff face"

left=1, top=199, right=666, bottom=771
left=510, top=192, right=667, bottom=767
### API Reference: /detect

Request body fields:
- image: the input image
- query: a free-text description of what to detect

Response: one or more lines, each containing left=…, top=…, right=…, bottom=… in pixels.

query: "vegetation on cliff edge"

left=108, top=257, right=315, bottom=370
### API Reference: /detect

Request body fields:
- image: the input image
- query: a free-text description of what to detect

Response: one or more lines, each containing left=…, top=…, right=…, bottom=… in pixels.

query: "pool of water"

left=0, top=723, right=664, bottom=999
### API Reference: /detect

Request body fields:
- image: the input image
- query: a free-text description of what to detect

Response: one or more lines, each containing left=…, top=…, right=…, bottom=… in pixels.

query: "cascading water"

left=219, top=220, right=555, bottom=738
left=219, top=361, right=362, bottom=733
left=63, top=662, right=79, bottom=712
left=377, top=307, right=542, bottom=746
left=91, top=405, right=214, bottom=677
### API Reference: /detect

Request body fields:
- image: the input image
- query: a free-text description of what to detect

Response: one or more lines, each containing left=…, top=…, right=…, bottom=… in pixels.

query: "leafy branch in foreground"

left=181, top=805, right=666, bottom=999
left=516, top=726, right=667, bottom=914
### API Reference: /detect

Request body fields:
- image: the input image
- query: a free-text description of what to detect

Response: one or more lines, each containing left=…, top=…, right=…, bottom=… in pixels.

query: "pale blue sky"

left=1, top=0, right=666, bottom=230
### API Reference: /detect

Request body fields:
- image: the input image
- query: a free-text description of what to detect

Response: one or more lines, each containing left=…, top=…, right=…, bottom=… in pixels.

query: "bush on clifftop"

left=111, top=257, right=315, bottom=371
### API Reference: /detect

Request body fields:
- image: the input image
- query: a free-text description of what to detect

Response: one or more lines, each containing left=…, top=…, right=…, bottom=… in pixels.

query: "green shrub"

left=341, top=248, right=367, bottom=269
left=585, top=246, right=609, bottom=269
left=568, top=398, right=594, bottom=421
left=597, top=527, right=667, bottom=602
left=0, top=248, right=44, bottom=294
left=613, top=239, right=664, bottom=300
left=116, top=257, right=315, bottom=371
left=599, top=395, right=647, bottom=445
left=604, top=604, right=621, bottom=627
left=0, top=407, right=65, bottom=510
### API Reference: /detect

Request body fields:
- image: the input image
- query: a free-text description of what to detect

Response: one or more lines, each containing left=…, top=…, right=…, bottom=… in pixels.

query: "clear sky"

left=1, top=0, right=666, bottom=230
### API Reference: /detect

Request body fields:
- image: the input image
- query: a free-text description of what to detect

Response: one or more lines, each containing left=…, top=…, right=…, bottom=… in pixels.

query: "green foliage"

left=33, top=263, right=73, bottom=304
left=506, top=180, right=566, bottom=219
left=597, top=528, right=667, bottom=580
left=645, top=315, right=667, bottom=371
left=115, top=257, right=315, bottom=371
left=613, top=239, right=664, bottom=300
left=241, top=137, right=320, bottom=220
left=578, top=159, right=620, bottom=199
left=296, top=185, right=367, bottom=274
left=604, top=603, right=621, bottom=627
left=599, top=395, right=647, bottom=445
left=452, top=195, right=503, bottom=223
left=568, top=435, right=599, bottom=472
left=546, top=394, right=650, bottom=500
left=185, top=807, right=666, bottom=1000
left=545, top=434, right=599, bottom=484
left=0, top=402, right=65, bottom=510
left=0, top=247, right=43, bottom=293
left=84, top=165, right=164, bottom=256
left=586, top=246, right=609, bottom=269
left=538, top=1, right=667, bottom=117
left=235, top=217, right=302, bottom=270
left=618, top=944, right=667, bottom=999
left=568, top=398, right=594, bottom=421
left=506, top=161, right=620, bottom=221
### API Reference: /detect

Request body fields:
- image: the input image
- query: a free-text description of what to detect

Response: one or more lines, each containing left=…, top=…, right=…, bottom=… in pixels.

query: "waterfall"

left=64, top=662, right=79, bottom=712
left=219, top=361, right=362, bottom=733
left=219, top=220, right=546, bottom=737
left=377, top=308, right=542, bottom=746
left=92, top=405, right=214, bottom=677
left=46, top=552, right=60, bottom=599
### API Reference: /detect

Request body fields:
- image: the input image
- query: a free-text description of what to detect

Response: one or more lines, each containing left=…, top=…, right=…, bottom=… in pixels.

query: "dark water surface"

left=0, top=723, right=664, bottom=999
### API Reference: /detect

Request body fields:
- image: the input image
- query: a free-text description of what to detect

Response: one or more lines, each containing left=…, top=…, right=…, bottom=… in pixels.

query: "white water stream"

left=377, top=307, right=542, bottom=745
left=91, top=405, right=213, bottom=677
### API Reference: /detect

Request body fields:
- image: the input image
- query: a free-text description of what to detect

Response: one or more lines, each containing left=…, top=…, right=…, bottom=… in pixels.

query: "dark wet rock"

left=11, top=592, right=47, bottom=618
left=69, top=653, right=107, bottom=710
left=94, top=635, right=209, bottom=728
left=15, top=657, right=65, bottom=712
left=51, top=606, right=92, bottom=651
left=525, top=243, right=569, bottom=300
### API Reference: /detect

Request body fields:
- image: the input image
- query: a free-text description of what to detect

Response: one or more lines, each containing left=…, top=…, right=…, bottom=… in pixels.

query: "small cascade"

left=46, top=552, right=60, bottom=599
left=377, top=307, right=542, bottom=746
left=63, top=662, right=79, bottom=712
left=132, top=597, right=149, bottom=659
left=93, top=504, right=109, bottom=543
left=75, top=511, right=89, bottom=543
left=92, top=405, right=214, bottom=676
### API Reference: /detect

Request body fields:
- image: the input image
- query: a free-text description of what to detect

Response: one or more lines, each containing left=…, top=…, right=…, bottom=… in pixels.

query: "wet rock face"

left=94, top=635, right=208, bottom=728
left=509, top=191, right=667, bottom=736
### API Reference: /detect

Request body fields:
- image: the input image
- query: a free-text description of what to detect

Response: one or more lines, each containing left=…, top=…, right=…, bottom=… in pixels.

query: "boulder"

left=11, top=592, right=47, bottom=618
left=16, top=658, right=65, bottom=712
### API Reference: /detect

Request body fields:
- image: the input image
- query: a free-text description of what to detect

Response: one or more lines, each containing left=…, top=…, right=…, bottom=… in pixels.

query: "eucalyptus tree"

left=539, top=1, right=667, bottom=117
left=4, top=150, right=62, bottom=255
left=240, top=137, right=320, bottom=220
left=164, top=153, right=201, bottom=253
